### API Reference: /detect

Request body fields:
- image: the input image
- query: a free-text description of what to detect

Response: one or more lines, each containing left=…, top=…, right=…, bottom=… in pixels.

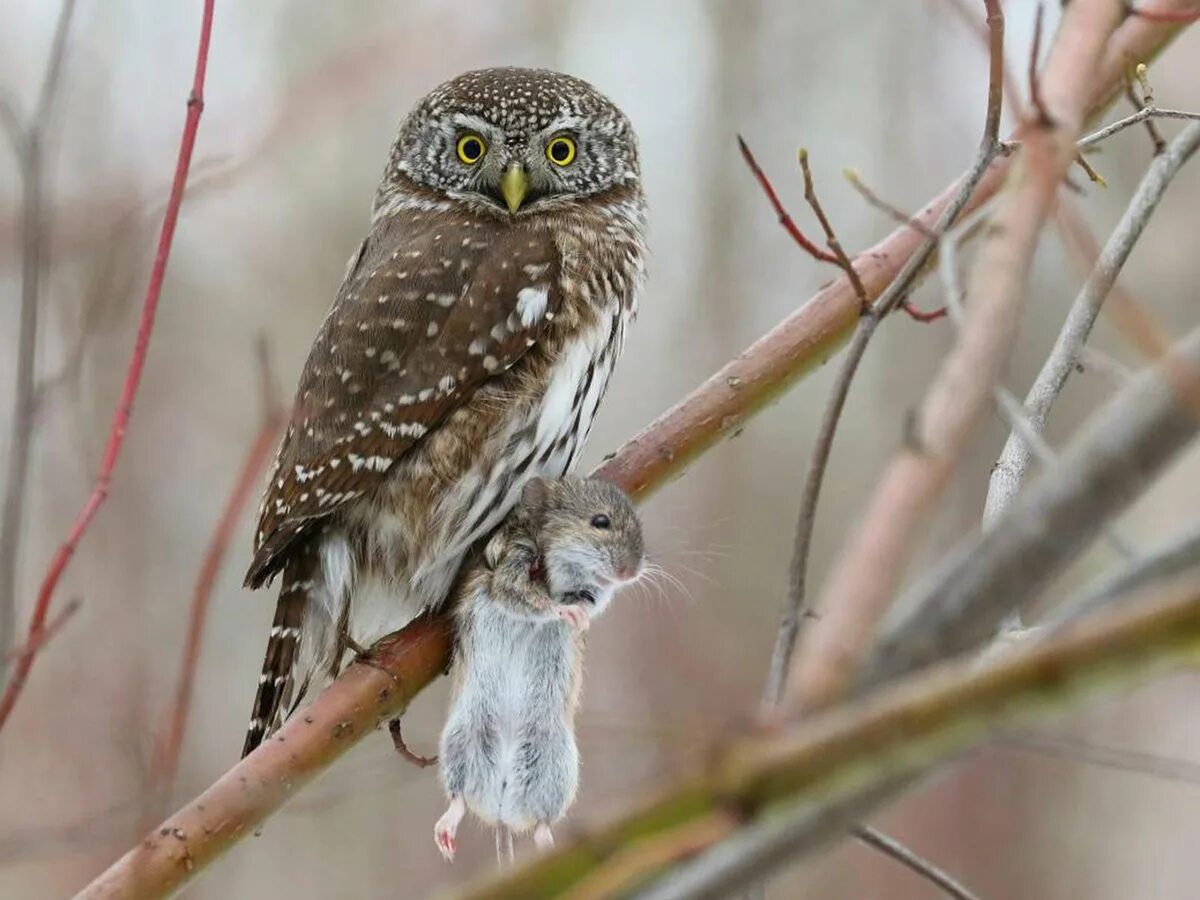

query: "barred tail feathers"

left=241, top=549, right=317, bottom=757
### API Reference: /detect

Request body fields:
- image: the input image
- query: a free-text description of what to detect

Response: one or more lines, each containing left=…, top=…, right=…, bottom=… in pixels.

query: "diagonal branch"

left=0, top=0, right=216, bottom=733
left=867, top=325, right=1200, bottom=686
left=984, top=120, right=1200, bottom=522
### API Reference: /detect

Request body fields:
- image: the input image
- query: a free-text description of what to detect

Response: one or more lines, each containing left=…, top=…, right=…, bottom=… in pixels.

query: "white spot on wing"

left=515, top=286, right=549, bottom=328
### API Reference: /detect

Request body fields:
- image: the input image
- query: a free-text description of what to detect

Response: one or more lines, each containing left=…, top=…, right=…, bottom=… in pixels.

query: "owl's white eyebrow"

left=543, top=115, right=587, bottom=135
left=449, top=113, right=495, bottom=135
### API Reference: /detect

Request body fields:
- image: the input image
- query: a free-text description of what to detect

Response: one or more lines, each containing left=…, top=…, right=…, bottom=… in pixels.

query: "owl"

left=241, top=68, right=647, bottom=756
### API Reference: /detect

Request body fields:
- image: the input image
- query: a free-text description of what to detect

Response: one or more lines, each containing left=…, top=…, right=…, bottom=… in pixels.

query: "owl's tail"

left=241, top=545, right=318, bottom=757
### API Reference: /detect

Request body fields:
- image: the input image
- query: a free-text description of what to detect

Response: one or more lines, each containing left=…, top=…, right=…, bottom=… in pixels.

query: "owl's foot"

left=533, top=822, right=555, bottom=851
left=435, top=796, right=465, bottom=862
left=556, top=604, right=590, bottom=633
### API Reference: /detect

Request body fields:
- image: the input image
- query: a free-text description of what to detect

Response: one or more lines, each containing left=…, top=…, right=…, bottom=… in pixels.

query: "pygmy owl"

left=241, top=68, right=647, bottom=755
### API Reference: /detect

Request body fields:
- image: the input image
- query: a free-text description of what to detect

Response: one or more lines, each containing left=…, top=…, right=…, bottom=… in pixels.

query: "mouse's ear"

left=521, top=477, right=552, bottom=520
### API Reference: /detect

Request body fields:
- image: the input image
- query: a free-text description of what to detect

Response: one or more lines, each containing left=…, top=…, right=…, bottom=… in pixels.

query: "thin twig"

left=737, top=136, right=837, bottom=264
left=798, top=149, right=870, bottom=306
left=842, top=169, right=938, bottom=240
left=852, top=824, right=981, bottom=900
left=0, top=0, right=216, bottom=734
left=1126, top=64, right=1167, bottom=153
left=1002, top=731, right=1200, bottom=786
left=1077, top=105, right=1200, bottom=148
left=1, top=597, right=79, bottom=665
left=983, top=121, right=1200, bottom=524
left=0, top=0, right=77, bottom=674
left=146, top=345, right=286, bottom=808
left=1028, top=3, right=1051, bottom=126
left=1047, top=520, right=1200, bottom=624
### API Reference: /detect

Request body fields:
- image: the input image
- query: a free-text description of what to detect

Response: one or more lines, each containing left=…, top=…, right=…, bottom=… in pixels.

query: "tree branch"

left=782, top=0, right=1129, bottom=715
left=866, top=325, right=1200, bottom=686
left=984, top=120, right=1200, bottom=524
left=0, top=0, right=215, bottom=733
left=762, top=0, right=1005, bottom=712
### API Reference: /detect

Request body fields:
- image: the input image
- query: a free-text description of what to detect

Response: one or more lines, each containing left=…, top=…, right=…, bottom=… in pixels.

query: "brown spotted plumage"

left=242, top=68, right=646, bottom=755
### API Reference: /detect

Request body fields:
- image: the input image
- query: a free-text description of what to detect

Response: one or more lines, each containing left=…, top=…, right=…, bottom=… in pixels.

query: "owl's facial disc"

left=386, top=68, right=639, bottom=216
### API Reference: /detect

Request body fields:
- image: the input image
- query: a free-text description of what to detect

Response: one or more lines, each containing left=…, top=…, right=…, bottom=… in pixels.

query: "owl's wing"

left=245, top=211, right=562, bottom=588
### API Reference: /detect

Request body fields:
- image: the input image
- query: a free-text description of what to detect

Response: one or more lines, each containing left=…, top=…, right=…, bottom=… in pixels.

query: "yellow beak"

left=500, top=162, right=529, bottom=213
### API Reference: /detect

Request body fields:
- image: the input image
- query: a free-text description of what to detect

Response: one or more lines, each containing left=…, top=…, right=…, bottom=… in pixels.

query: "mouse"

left=433, top=474, right=645, bottom=864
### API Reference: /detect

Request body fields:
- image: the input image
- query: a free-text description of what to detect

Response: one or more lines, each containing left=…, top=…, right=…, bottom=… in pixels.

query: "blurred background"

left=2, top=1, right=1199, bottom=897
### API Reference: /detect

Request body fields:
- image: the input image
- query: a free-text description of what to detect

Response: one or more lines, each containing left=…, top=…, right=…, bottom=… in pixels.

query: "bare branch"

left=984, top=121, right=1200, bottom=523
left=867, top=325, right=1200, bottom=686
left=0, top=0, right=216, bottom=733
left=737, top=136, right=838, bottom=264
left=761, top=0, right=1007, bottom=711
left=852, top=825, right=981, bottom=900
left=782, top=0, right=1128, bottom=715
left=1048, top=520, right=1200, bottom=624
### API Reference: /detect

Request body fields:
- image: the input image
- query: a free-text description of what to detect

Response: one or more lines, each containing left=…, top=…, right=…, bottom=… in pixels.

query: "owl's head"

left=381, top=67, right=640, bottom=217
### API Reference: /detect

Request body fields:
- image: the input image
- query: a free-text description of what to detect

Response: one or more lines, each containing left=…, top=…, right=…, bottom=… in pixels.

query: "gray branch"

left=866, top=325, right=1200, bottom=685
left=983, top=121, right=1200, bottom=525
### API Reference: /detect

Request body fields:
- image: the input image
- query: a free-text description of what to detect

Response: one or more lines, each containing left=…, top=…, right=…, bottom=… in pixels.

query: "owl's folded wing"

left=245, top=208, right=562, bottom=588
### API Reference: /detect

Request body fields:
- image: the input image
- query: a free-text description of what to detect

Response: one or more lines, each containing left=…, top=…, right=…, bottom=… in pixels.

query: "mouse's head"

left=520, top=475, right=645, bottom=613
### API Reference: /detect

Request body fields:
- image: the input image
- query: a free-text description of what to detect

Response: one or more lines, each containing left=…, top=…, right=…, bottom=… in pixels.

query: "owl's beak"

left=501, top=162, right=529, bottom=213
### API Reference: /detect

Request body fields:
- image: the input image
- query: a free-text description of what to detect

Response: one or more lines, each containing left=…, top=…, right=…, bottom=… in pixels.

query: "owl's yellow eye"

left=456, top=133, right=487, bottom=165
left=546, top=136, right=576, bottom=166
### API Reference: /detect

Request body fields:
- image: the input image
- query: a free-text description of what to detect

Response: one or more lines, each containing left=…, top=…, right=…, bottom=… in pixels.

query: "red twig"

left=742, top=136, right=944, bottom=324
left=2, top=597, right=79, bottom=665
left=149, top=394, right=285, bottom=796
left=738, top=135, right=839, bottom=264
left=0, top=0, right=216, bottom=734
left=1128, top=4, right=1200, bottom=21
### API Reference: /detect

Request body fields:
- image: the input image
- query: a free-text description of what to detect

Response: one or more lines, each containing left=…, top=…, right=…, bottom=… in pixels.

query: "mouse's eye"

left=590, top=514, right=611, bottom=530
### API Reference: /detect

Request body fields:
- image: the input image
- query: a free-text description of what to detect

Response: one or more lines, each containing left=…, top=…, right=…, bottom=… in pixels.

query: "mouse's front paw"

left=556, top=604, right=590, bottom=633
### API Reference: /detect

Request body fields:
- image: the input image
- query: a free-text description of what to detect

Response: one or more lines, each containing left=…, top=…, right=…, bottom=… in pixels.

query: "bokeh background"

left=2, top=1, right=1200, bottom=897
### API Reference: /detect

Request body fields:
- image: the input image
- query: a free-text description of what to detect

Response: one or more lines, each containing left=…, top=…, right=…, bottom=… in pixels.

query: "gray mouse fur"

left=434, top=475, right=644, bottom=862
